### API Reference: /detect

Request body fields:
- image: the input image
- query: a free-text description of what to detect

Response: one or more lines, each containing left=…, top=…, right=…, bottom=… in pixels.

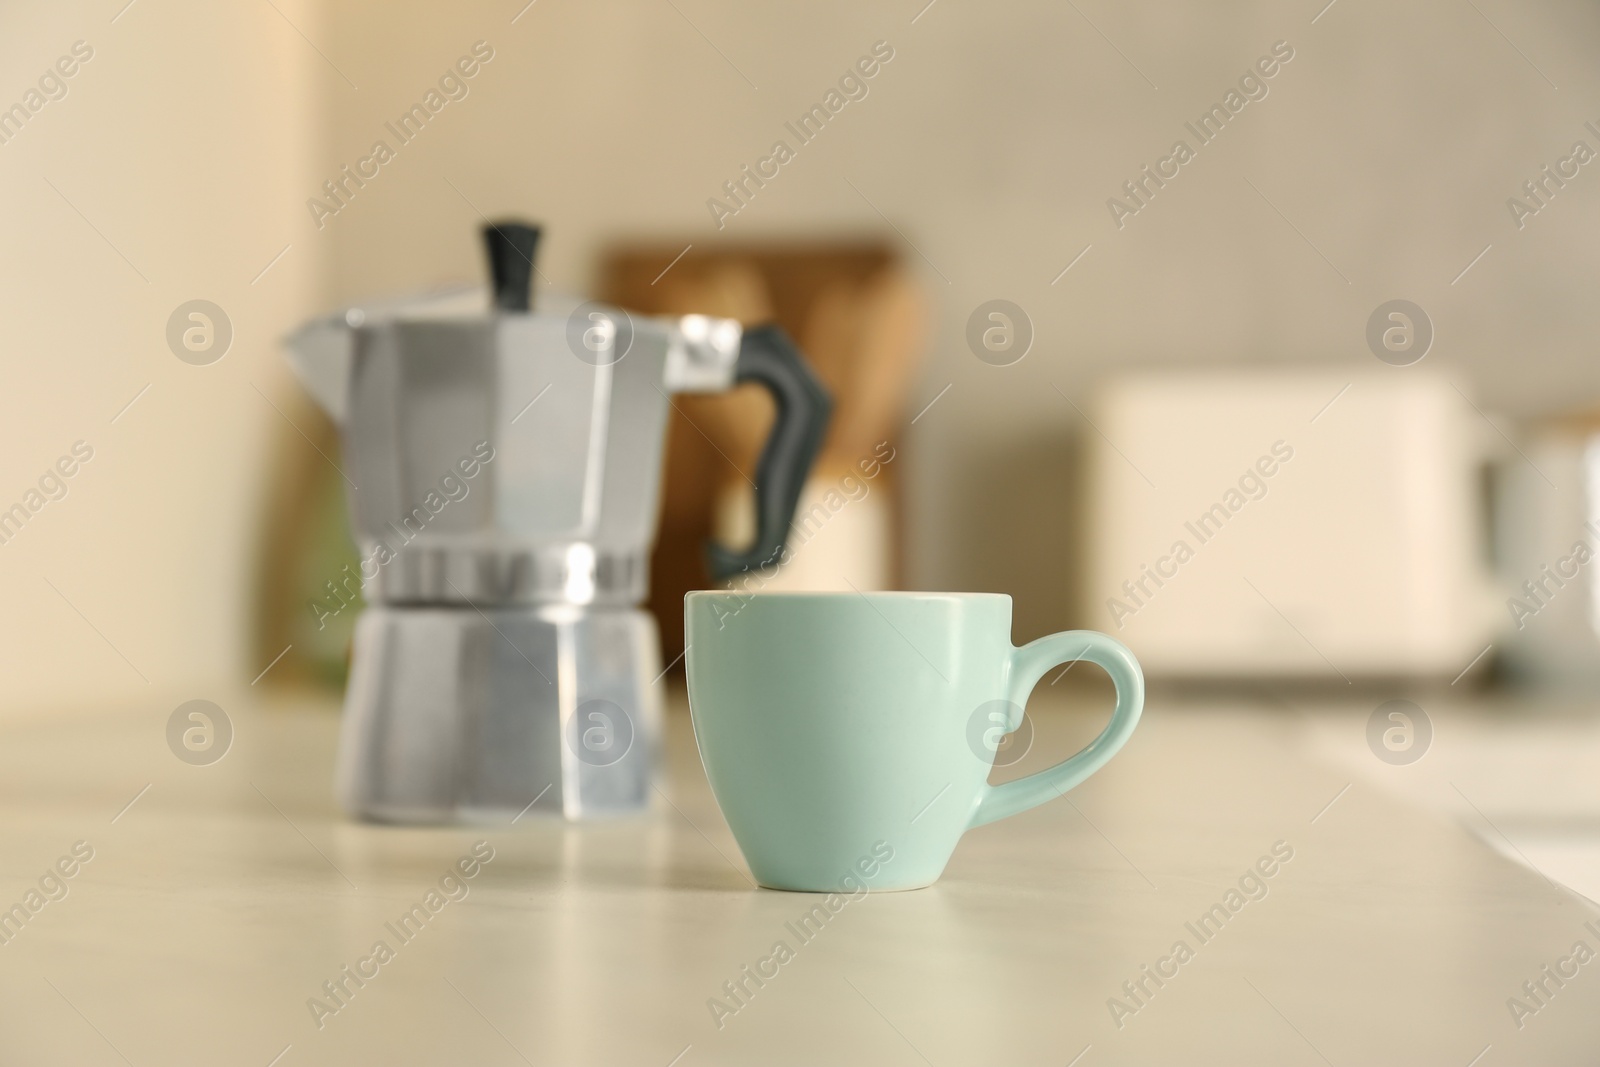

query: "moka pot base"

left=337, top=604, right=661, bottom=823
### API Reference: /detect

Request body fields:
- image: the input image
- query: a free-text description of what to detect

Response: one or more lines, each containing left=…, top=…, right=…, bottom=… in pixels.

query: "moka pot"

left=284, top=221, right=831, bottom=821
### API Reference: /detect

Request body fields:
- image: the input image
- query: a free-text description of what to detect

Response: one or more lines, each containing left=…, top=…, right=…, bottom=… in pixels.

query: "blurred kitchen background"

left=3, top=1, right=1600, bottom=887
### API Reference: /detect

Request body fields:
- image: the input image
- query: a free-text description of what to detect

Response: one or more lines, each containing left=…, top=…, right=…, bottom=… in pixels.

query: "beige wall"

left=321, top=0, right=1600, bottom=641
left=0, top=0, right=319, bottom=713
left=6, top=0, right=1599, bottom=712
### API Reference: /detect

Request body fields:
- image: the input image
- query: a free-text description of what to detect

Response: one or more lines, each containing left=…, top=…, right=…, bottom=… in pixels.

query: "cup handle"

left=969, top=630, right=1144, bottom=828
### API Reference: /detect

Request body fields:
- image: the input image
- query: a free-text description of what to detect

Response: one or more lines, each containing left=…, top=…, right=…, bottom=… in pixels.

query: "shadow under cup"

left=685, top=591, right=1141, bottom=893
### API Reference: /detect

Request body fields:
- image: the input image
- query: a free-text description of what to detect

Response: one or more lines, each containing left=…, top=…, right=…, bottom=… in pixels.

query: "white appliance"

left=1081, top=370, right=1501, bottom=680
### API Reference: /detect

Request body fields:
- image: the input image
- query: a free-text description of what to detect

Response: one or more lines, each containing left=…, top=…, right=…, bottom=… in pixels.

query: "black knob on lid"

left=482, top=220, right=540, bottom=312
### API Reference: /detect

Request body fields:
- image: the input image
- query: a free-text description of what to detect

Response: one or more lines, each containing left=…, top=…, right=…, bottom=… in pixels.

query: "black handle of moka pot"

left=705, top=325, right=833, bottom=581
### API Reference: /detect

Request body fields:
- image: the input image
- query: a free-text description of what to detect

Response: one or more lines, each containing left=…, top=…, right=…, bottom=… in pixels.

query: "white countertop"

left=1, top=686, right=1596, bottom=1065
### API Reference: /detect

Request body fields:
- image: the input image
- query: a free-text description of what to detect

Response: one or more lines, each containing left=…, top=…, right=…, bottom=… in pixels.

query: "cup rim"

left=685, top=590, right=1012, bottom=602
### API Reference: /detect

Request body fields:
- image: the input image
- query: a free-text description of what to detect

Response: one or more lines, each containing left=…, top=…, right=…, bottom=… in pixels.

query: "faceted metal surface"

left=337, top=605, right=661, bottom=821
left=289, top=302, right=741, bottom=609
left=286, top=292, right=738, bottom=825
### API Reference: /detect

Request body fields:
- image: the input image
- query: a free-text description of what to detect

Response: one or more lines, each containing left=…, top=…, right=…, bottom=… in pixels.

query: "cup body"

left=685, top=591, right=1013, bottom=891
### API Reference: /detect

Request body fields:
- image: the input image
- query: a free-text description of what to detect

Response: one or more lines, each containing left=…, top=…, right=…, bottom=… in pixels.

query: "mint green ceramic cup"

left=685, top=592, right=1144, bottom=892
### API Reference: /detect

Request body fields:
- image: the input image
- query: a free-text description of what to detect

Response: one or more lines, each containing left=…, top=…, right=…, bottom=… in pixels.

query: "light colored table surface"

left=2, top=686, right=1597, bottom=1066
